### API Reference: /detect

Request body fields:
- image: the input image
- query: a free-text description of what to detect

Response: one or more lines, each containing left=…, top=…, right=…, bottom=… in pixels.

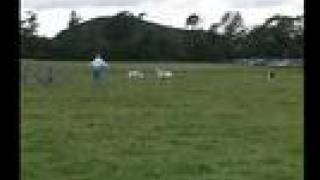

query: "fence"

left=20, top=60, right=86, bottom=86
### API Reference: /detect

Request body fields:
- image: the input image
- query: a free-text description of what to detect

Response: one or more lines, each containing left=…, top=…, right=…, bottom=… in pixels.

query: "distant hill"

left=21, top=13, right=303, bottom=61
left=49, top=15, right=197, bottom=61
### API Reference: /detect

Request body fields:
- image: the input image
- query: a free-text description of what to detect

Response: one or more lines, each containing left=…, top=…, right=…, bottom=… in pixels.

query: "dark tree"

left=20, top=11, right=41, bottom=58
left=20, top=11, right=39, bottom=37
left=116, top=11, right=134, bottom=18
left=186, top=13, right=201, bottom=30
left=220, top=11, right=245, bottom=37
left=68, top=10, right=82, bottom=28
left=138, top=12, right=147, bottom=20
left=209, top=23, right=220, bottom=34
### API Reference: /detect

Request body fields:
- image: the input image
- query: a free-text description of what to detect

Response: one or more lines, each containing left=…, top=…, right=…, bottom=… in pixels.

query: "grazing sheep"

left=155, top=68, right=173, bottom=80
left=128, top=70, right=144, bottom=79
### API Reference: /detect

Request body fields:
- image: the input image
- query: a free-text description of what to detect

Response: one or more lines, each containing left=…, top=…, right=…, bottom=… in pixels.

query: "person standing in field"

left=90, top=54, right=108, bottom=85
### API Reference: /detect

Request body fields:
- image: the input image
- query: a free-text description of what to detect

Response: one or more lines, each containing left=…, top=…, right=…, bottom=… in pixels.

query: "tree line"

left=20, top=10, right=304, bottom=61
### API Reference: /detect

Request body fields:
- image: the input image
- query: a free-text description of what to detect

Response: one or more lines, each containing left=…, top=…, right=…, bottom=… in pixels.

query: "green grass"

left=21, top=61, right=303, bottom=180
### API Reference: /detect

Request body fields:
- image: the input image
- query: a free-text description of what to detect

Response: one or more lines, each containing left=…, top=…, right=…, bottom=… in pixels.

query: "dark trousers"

left=92, top=67, right=105, bottom=85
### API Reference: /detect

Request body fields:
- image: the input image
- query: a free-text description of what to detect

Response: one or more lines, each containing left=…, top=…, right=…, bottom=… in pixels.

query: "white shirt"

left=91, top=57, right=108, bottom=68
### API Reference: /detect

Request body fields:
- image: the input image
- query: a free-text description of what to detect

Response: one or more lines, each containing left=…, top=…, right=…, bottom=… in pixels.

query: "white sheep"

left=128, top=70, right=144, bottom=79
left=155, top=68, right=173, bottom=80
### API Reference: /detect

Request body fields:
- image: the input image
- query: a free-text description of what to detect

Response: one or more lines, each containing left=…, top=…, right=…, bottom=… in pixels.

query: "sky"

left=20, top=0, right=304, bottom=38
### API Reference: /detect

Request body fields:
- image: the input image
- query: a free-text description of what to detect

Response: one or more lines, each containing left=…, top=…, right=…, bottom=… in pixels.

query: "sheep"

left=155, top=68, right=173, bottom=80
left=128, top=70, right=144, bottom=79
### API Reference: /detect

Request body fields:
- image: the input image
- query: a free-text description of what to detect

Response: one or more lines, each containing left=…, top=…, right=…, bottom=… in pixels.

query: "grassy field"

left=21, top=61, right=303, bottom=180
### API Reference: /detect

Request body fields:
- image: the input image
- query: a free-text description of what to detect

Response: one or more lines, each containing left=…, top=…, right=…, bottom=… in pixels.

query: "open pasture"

left=21, top=61, right=303, bottom=180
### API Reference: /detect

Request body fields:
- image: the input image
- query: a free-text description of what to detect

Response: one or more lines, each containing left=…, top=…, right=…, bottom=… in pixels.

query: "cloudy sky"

left=21, top=0, right=304, bottom=38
